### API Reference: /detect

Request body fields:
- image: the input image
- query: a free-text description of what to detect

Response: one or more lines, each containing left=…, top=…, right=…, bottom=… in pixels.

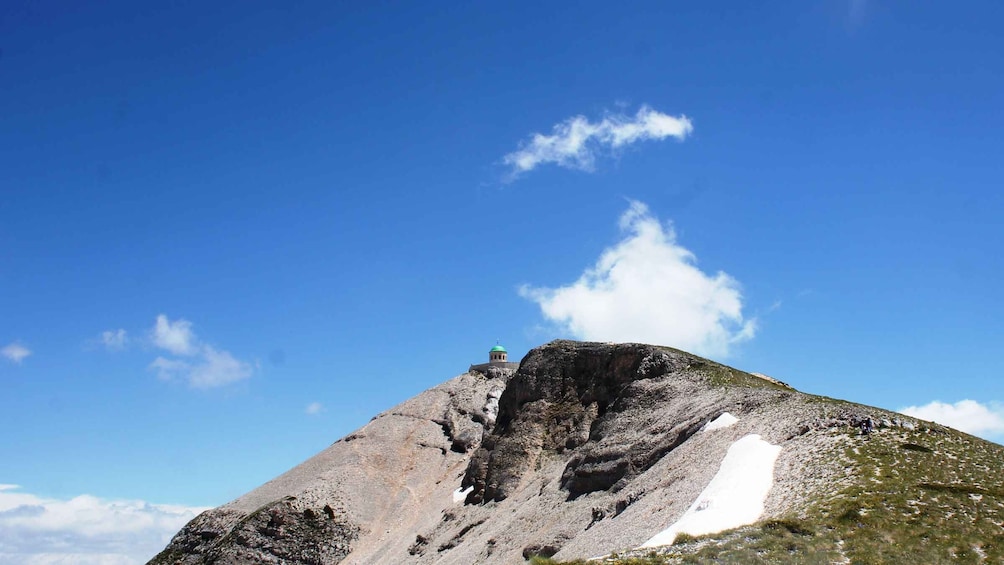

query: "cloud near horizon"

left=503, top=105, right=693, bottom=177
left=1, top=342, right=31, bottom=364
left=520, top=201, right=755, bottom=359
left=900, top=399, right=1004, bottom=439
left=148, top=315, right=252, bottom=388
left=0, top=484, right=208, bottom=565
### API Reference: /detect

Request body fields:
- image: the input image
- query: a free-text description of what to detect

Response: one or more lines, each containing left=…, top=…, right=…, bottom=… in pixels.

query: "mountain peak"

left=150, top=340, right=1003, bottom=564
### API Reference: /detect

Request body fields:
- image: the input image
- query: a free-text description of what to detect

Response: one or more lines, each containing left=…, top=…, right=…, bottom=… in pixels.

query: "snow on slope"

left=702, top=412, right=739, bottom=431
left=641, top=434, right=782, bottom=548
left=452, top=486, right=473, bottom=504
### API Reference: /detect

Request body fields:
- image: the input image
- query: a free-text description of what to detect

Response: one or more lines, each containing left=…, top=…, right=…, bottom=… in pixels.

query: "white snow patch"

left=702, top=412, right=739, bottom=431
left=640, top=433, right=782, bottom=548
left=452, top=486, right=473, bottom=504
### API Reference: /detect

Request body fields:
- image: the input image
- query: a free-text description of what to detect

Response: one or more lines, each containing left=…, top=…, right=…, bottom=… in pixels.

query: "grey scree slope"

left=150, top=340, right=912, bottom=564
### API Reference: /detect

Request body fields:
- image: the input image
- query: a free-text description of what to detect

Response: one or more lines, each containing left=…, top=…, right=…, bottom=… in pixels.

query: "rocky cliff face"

left=462, top=342, right=717, bottom=505
left=150, top=340, right=998, bottom=564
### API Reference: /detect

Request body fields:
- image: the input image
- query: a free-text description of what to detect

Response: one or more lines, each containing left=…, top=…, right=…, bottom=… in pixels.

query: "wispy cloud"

left=187, top=346, right=252, bottom=389
left=151, top=315, right=197, bottom=356
left=305, top=402, right=323, bottom=415
left=147, top=315, right=252, bottom=389
left=148, top=357, right=191, bottom=381
left=520, top=201, right=755, bottom=359
left=900, top=399, right=1004, bottom=439
left=100, top=329, right=129, bottom=351
left=0, top=484, right=207, bottom=565
left=848, top=0, right=868, bottom=29
left=1, top=342, right=31, bottom=364
left=503, top=105, right=693, bottom=177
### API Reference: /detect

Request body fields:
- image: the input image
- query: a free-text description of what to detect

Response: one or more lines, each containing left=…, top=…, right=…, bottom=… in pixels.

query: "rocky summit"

left=150, top=340, right=1004, bottom=564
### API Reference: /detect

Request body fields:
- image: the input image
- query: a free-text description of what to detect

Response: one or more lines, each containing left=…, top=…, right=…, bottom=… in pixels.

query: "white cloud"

left=148, top=349, right=252, bottom=389
left=900, top=400, right=1004, bottom=438
left=188, top=346, right=252, bottom=389
left=100, top=330, right=129, bottom=351
left=151, top=315, right=197, bottom=356
left=148, top=357, right=191, bottom=382
left=305, top=402, right=323, bottom=415
left=0, top=484, right=208, bottom=565
left=147, top=315, right=253, bottom=389
left=1, top=342, right=31, bottom=364
left=503, top=105, right=693, bottom=177
left=520, top=201, right=755, bottom=359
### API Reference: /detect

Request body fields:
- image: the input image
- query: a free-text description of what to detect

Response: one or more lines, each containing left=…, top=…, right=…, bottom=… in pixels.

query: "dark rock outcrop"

left=461, top=341, right=727, bottom=503
left=151, top=499, right=358, bottom=565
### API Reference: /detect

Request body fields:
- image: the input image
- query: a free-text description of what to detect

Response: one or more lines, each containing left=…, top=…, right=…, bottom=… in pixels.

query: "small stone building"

left=470, top=343, right=520, bottom=374
left=489, top=344, right=508, bottom=364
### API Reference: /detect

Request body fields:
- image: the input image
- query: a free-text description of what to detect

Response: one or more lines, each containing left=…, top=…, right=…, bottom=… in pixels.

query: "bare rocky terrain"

left=149, top=340, right=1000, bottom=564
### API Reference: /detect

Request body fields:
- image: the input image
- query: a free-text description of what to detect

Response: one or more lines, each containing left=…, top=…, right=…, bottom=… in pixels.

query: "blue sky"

left=2, top=1, right=1004, bottom=562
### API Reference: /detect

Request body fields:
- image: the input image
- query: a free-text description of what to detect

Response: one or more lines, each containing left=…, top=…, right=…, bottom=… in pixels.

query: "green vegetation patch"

left=689, top=360, right=788, bottom=391
left=544, top=424, right=1004, bottom=564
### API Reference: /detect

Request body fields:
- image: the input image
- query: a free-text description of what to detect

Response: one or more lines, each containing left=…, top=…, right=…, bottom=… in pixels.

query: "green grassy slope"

left=542, top=420, right=1004, bottom=564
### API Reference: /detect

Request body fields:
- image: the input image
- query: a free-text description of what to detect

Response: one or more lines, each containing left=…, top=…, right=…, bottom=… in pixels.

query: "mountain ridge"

left=150, top=340, right=1002, bottom=564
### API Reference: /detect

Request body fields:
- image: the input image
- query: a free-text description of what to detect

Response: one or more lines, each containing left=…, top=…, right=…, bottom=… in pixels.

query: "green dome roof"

left=490, top=345, right=507, bottom=353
